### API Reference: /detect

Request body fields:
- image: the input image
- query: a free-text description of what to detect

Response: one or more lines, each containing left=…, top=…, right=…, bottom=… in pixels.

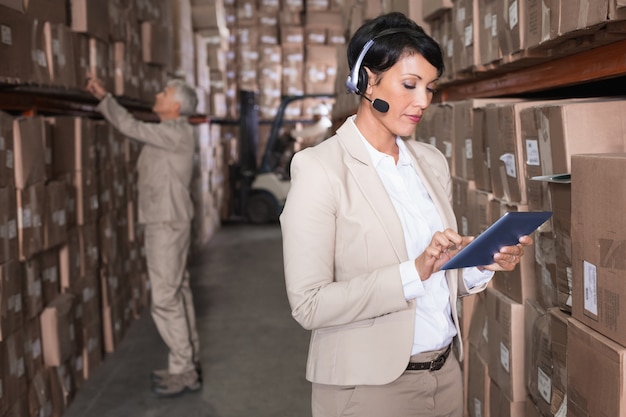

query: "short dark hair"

left=347, top=12, right=445, bottom=92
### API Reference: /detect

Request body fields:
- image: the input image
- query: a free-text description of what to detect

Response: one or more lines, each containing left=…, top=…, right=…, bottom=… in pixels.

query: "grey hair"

left=166, top=79, right=198, bottom=116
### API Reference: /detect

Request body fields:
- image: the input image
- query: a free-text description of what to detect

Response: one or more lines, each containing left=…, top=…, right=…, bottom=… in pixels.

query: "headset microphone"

left=361, top=95, right=390, bottom=113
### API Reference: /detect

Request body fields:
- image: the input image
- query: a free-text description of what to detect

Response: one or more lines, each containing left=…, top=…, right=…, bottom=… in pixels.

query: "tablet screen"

left=440, top=211, right=552, bottom=270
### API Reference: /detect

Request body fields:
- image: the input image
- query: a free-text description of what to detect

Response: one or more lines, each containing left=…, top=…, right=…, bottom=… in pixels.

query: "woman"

left=280, top=12, right=532, bottom=417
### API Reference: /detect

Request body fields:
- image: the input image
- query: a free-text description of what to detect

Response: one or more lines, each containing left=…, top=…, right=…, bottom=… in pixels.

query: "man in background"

left=86, top=75, right=202, bottom=398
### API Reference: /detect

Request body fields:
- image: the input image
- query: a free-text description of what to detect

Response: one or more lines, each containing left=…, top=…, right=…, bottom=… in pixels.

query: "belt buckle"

left=429, top=355, right=445, bottom=372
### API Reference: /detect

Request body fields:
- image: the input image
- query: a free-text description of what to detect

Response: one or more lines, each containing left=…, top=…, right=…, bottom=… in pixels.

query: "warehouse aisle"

left=62, top=223, right=312, bottom=417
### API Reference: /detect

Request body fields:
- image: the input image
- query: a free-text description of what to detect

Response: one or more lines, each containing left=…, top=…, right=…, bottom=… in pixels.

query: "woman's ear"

left=363, top=67, right=377, bottom=94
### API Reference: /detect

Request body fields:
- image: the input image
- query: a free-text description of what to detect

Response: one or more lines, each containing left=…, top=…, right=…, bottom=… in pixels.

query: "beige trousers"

left=144, top=222, right=200, bottom=374
left=312, top=346, right=463, bottom=417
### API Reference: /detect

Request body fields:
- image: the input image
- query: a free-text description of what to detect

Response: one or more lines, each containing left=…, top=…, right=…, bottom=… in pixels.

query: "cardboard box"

left=49, top=116, right=97, bottom=175
left=39, top=248, right=60, bottom=306
left=0, top=7, right=33, bottom=84
left=477, top=0, right=501, bottom=65
left=550, top=181, right=572, bottom=312
left=141, top=21, right=172, bottom=67
left=521, top=99, right=626, bottom=212
left=452, top=176, right=472, bottom=236
left=422, top=0, right=453, bottom=21
left=427, top=10, right=455, bottom=83
left=467, top=347, right=490, bottom=417
left=304, top=44, right=338, bottom=94
left=524, top=0, right=560, bottom=50
left=560, top=0, right=626, bottom=36
left=567, top=317, right=626, bottom=417
left=81, top=317, right=102, bottom=380
left=486, top=101, right=551, bottom=204
left=0, top=260, right=21, bottom=341
left=27, top=370, right=52, bottom=417
left=26, top=0, right=67, bottom=24
left=40, top=293, right=76, bottom=367
left=489, top=379, right=526, bottom=417
left=534, top=228, right=558, bottom=310
left=0, top=111, right=15, bottom=188
left=2, top=331, right=27, bottom=409
left=468, top=188, right=493, bottom=236
left=452, top=0, right=479, bottom=72
left=59, top=227, right=80, bottom=291
left=0, top=0, right=25, bottom=11
left=549, top=307, right=568, bottom=417
left=23, top=317, right=44, bottom=382
left=43, top=21, right=76, bottom=88
left=30, top=17, right=51, bottom=85
left=70, top=0, right=109, bottom=41
left=487, top=286, right=527, bottom=402
left=22, top=257, right=43, bottom=320
left=524, top=299, right=552, bottom=417
left=0, top=187, right=19, bottom=264
left=13, top=116, right=47, bottom=190
left=571, top=153, right=626, bottom=347
left=496, top=0, right=526, bottom=56
left=44, top=180, right=68, bottom=250
left=16, top=181, right=45, bottom=261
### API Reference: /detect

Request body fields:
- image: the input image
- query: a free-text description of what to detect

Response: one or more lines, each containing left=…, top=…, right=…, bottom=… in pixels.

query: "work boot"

left=151, top=363, right=203, bottom=383
left=152, top=369, right=201, bottom=398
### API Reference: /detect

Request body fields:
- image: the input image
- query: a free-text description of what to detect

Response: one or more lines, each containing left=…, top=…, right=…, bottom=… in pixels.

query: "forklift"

left=215, top=90, right=334, bottom=224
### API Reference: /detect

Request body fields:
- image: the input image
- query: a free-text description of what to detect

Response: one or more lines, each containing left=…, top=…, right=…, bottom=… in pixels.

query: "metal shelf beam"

left=440, top=39, right=626, bottom=101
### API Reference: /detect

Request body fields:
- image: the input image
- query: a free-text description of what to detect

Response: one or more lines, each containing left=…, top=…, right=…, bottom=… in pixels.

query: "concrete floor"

left=62, top=223, right=312, bottom=417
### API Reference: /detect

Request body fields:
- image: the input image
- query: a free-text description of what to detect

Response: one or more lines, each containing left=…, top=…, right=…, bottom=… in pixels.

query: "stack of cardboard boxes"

left=418, top=92, right=626, bottom=416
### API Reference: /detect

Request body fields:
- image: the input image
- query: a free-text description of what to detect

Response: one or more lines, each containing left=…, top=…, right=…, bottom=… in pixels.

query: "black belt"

left=406, top=344, right=452, bottom=372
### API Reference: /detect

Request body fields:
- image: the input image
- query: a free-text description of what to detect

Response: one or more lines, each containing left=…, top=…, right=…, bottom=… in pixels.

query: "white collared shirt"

left=357, top=126, right=493, bottom=355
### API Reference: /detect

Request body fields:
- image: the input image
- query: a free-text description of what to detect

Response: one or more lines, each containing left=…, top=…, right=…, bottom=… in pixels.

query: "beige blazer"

left=98, top=95, right=195, bottom=224
left=280, top=118, right=487, bottom=387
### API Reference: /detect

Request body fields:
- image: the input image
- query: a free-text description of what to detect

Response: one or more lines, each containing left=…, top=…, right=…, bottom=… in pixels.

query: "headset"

left=345, top=27, right=418, bottom=96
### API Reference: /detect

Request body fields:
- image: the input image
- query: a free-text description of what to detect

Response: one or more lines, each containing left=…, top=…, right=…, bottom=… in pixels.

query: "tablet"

left=440, top=211, right=552, bottom=270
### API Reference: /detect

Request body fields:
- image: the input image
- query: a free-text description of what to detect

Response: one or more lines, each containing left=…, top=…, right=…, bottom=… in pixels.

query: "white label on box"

left=464, top=24, right=473, bottom=47
left=538, top=367, right=552, bottom=403
left=583, top=261, right=598, bottom=316
left=444, top=141, right=452, bottom=158
left=500, top=342, right=510, bottom=373
left=566, top=267, right=573, bottom=307
left=500, top=153, right=517, bottom=177
left=491, top=15, right=498, bottom=38
left=33, top=338, right=42, bottom=359
left=17, top=357, right=25, bottom=377
left=429, top=136, right=437, bottom=147
left=8, top=219, right=16, bottom=238
left=447, top=39, right=454, bottom=58
left=458, top=7, right=466, bottom=22
left=484, top=14, right=492, bottom=29
left=509, top=1, right=519, bottom=29
left=465, top=139, right=473, bottom=159
left=462, top=216, right=469, bottom=235
left=526, top=139, right=540, bottom=166
left=20, top=208, right=32, bottom=228
left=473, top=398, right=483, bottom=417
left=1, top=25, right=12, bottom=45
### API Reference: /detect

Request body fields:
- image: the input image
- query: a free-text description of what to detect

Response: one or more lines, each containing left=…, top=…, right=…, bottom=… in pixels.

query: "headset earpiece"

left=345, top=27, right=417, bottom=95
